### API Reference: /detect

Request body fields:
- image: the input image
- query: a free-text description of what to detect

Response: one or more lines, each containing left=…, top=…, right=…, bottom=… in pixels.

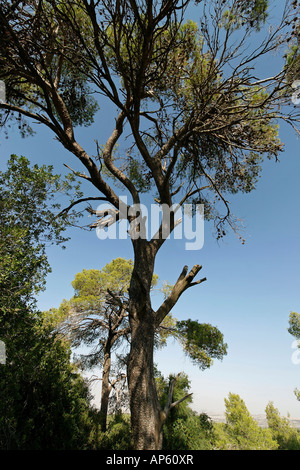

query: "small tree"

left=156, top=371, right=215, bottom=450
left=55, top=258, right=133, bottom=432
left=54, top=258, right=161, bottom=432
left=215, top=393, right=278, bottom=450
left=265, top=401, right=300, bottom=450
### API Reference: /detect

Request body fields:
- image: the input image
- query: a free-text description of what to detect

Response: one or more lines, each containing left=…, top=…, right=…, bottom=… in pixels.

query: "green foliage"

left=156, top=371, right=216, bottom=450
left=98, top=414, right=133, bottom=450
left=0, top=154, right=81, bottom=305
left=221, top=0, right=269, bottom=31
left=53, top=259, right=133, bottom=368
left=0, top=153, right=97, bottom=449
left=175, top=319, right=228, bottom=369
left=71, top=257, right=158, bottom=300
left=162, top=414, right=216, bottom=450
left=0, top=299, right=97, bottom=449
left=156, top=371, right=192, bottom=415
left=0, top=0, right=99, bottom=136
left=265, top=402, right=300, bottom=450
left=214, top=393, right=278, bottom=450
left=72, top=258, right=134, bottom=299
left=288, top=311, right=300, bottom=339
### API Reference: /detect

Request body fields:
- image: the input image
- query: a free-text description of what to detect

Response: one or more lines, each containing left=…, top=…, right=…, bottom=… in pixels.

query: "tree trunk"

left=127, top=303, right=164, bottom=449
left=127, top=240, right=164, bottom=450
left=100, top=350, right=111, bottom=433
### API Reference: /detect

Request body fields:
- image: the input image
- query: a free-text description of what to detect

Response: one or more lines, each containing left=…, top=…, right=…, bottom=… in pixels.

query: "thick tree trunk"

left=127, top=304, right=164, bottom=449
left=126, top=240, right=203, bottom=449
left=100, top=350, right=111, bottom=433
left=127, top=240, right=164, bottom=450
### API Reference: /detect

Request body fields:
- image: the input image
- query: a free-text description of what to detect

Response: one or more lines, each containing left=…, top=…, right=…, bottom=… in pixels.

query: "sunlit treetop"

left=0, top=0, right=299, bottom=240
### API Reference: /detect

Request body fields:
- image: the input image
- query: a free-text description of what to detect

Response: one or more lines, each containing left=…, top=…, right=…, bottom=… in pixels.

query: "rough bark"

left=127, top=303, right=163, bottom=449
left=99, top=305, right=129, bottom=433
left=126, top=236, right=207, bottom=449
left=99, top=350, right=111, bottom=433
left=126, top=239, right=163, bottom=449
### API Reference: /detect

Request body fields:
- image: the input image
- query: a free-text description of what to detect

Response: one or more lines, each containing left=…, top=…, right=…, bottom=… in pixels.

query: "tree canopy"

left=0, top=154, right=81, bottom=306
left=0, top=155, right=95, bottom=450
left=1, top=0, right=299, bottom=238
left=265, top=401, right=300, bottom=450
left=215, top=392, right=278, bottom=450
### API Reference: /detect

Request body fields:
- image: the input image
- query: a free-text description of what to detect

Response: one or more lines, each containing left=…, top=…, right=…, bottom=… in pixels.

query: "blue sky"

left=1, top=1, right=300, bottom=420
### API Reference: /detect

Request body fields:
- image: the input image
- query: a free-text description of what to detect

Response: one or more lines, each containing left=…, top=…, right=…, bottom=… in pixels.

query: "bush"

left=97, top=414, right=133, bottom=450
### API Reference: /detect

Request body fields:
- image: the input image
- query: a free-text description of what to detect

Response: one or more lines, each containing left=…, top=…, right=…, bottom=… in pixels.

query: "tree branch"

left=155, top=265, right=206, bottom=327
left=160, top=373, right=193, bottom=427
left=57, top=196, right=108, bottom=218
left=102, top=109, right=141, bottom=205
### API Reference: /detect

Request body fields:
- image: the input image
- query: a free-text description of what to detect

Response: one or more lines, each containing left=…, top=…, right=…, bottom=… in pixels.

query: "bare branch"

left=160, top=373, right=193, bottom=427
left=155, top=265, right=206, bottom=327
left=57, top=196, right=108, bottom=218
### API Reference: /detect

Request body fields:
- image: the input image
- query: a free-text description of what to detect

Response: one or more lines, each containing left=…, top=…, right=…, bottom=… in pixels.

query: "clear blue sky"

left=1, top=1, right=300, bottom=420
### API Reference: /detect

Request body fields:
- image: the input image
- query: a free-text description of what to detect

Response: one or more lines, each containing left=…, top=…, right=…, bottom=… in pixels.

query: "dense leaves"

left=0, top=155, right=95, bottom=450
left=215, top=392, right=278, bottom=450
left=0, top=154, right=81, bottom=305
left=288, top=311, right=300, bottom=339
left=55, top=258, right=134, bottom=367
left=156, top=371, right=216, bottom=450
left=266, top=401, right=300, bottom=449
left=0, top=307, right=95, bottom=450
left=176, top=319, right=228, bottom=369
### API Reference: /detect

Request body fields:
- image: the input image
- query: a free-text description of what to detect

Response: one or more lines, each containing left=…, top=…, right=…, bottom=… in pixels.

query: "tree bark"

left=127, top=304, right=163, bottom=449
left=126, top=239, right=164, bottom=450
left=99, top=350, right=111, bottom=433
left=126, top=237, right=206, bottom=449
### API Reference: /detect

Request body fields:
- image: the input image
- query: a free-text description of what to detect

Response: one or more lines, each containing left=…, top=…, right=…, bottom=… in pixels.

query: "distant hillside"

left=209, top=413, right=300, bottom=429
